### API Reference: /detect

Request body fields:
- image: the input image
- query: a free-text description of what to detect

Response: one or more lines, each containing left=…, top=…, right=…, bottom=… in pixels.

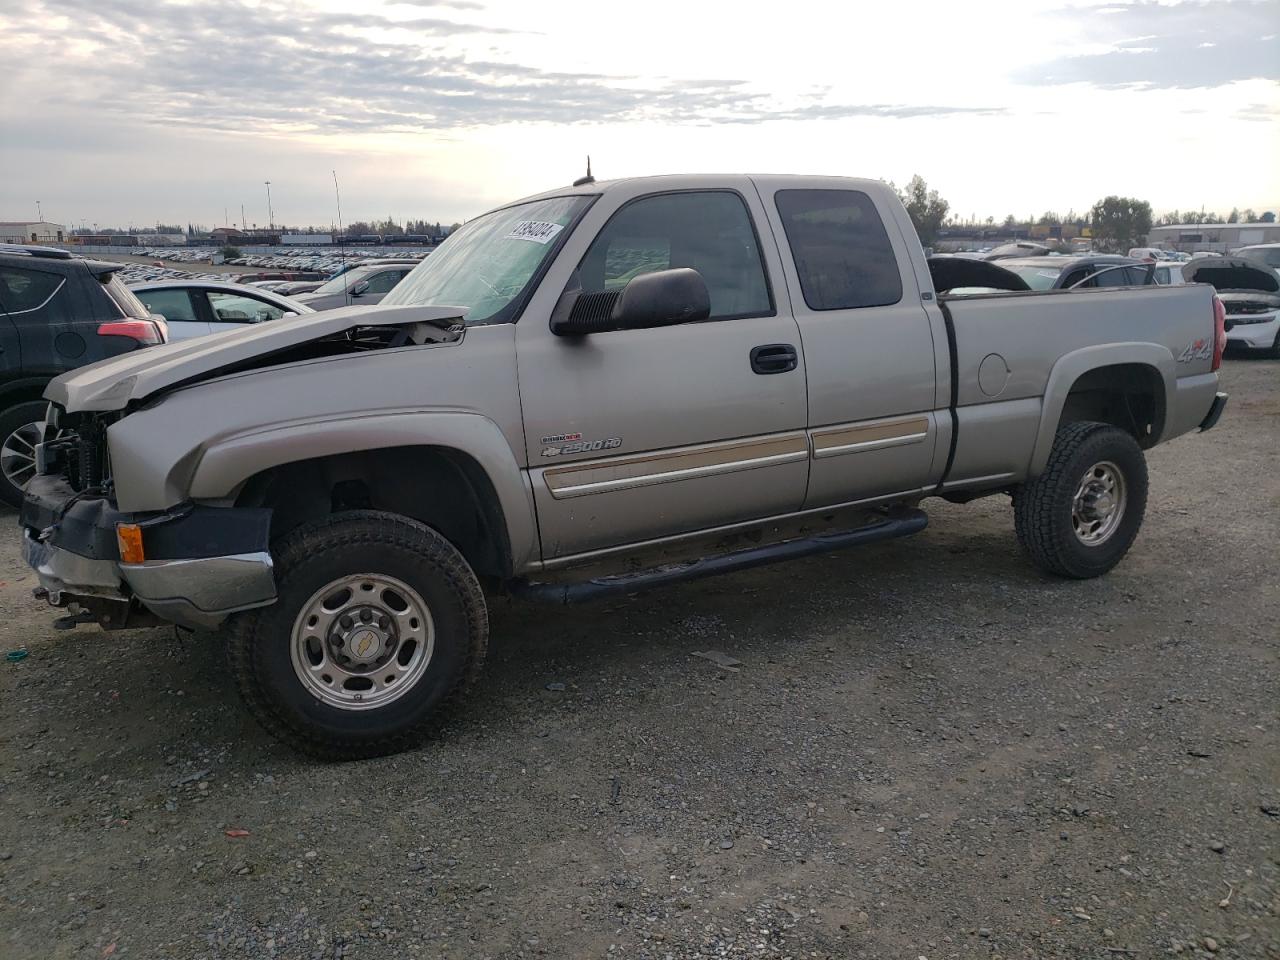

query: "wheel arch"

left=1030, top=343, right=1174, bottom=477
left=189, top=412, right=539, bottom=577
left=0, top=377, right=54, bottom=410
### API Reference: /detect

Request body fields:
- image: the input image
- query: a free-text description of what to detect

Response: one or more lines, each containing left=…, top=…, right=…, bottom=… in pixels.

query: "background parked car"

left=982, top=241, right=1052, bottom=261
left=292, top=260, right=417, bottom=311
left=1233, top=243, right=1280, bottom=271
left=0, top=245, right=165, bottom=506
left=131, top=280, right=314, bottom=341
left=1152, top=262, right=1191, bottom=284
left=1184, top=257, right=1280, bottom=357
left=991, top=255, right=1153, bottom=289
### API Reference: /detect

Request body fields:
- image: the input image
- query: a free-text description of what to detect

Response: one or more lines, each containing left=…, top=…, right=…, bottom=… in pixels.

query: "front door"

left=755, top=180, right=945, bottom=508
left=516, top=184, right=809, bottom=561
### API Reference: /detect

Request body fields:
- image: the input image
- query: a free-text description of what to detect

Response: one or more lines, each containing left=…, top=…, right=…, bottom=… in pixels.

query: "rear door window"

left=775, top=189, right=903, bottom=309
left=135, top=288, right=199, bottom=322
left=1094, top=266, right=1133, bottom=287
left=0, top=267, right=64, bottom=313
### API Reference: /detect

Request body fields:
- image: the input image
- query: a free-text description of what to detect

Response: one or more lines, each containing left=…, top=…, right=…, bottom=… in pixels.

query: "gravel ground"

left=1, top=360, right=1277, bottom=960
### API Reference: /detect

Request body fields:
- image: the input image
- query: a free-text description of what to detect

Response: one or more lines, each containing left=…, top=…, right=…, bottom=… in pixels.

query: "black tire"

left=1014, top=421, right=1148, bottom=579
left=1267, top=330, right=1280, bottom=360
left=227, top=510, right=488, bottom=760
left=0, top=399, right=50, bottom=509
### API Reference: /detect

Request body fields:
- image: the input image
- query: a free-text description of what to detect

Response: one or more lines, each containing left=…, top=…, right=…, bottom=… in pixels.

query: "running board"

left=512, top=507, right=928, bottom=604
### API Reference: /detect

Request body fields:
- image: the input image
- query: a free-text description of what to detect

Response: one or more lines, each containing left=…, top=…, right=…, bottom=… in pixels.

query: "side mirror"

left=281, top=311, right=298, bottom=318
left=351, top=279, right=370, bottom=296
left=550, top=268, right=710, bottom=336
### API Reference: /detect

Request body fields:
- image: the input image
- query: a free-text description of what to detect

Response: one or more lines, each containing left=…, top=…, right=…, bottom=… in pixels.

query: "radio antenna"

left=573, top=155, right=595, bottom=187
left=333, top=169, right=347, bottom=266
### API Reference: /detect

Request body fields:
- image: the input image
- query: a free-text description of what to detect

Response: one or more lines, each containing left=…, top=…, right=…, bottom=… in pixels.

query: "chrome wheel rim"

left=290, top=573, right=435, bottom=711
left=1, top=421, right=50, bottom=491
left=1072, top=460, right=1126, bottom=546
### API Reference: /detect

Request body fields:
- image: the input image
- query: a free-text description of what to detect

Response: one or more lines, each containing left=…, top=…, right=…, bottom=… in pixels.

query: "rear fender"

left=1030, top=343, right=1175, bottom=476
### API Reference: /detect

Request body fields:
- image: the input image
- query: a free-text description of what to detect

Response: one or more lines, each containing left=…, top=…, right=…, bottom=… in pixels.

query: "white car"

left=130, top=280, right=315, bottom=341
left=1157, top=258, right=1280, bottom=357
left=1234, top=243, right=1280, bottom=271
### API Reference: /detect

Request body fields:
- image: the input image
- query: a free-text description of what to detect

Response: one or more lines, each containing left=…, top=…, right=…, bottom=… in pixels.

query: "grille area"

left=46, top=414, right=111, bottom=492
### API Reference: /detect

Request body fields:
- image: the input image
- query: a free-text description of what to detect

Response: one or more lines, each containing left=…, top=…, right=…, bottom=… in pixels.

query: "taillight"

left=1211, top=295, right=1226, bottom=372
left=97, top=319, right=164, bottom=346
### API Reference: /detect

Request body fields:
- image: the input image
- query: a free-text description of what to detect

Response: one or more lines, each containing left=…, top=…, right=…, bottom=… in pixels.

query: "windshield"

left=1006, top=266, right=1061, bottom=290
left=311, top=265, right=372, bottom=296
left=382, top=195, right=592, bottom=324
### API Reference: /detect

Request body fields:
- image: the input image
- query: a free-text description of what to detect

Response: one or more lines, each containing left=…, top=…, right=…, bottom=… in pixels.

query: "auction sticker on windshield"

left=507, top=221, right=565, bottom=244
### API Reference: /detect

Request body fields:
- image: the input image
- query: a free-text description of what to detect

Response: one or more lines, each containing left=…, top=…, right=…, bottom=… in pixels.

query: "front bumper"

left=1224, top=314, right=1279, bottom=351
left=20, top=475, right=276, bottom=631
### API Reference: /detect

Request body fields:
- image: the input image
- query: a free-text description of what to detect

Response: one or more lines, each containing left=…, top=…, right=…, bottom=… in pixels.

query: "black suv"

left=0, top=245, right=165, bottom=507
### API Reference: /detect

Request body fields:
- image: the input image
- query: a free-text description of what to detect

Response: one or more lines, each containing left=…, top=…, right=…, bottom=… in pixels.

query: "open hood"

left=1185, top=257, right=1280, bottom=295
left=46, top=303, right=468, bottom=412
left=928, top=256, right=1031, bottom=294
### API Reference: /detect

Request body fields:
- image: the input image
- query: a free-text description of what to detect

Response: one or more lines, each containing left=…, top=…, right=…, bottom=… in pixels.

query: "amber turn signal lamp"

left=116, top=523, right=145, bottom=564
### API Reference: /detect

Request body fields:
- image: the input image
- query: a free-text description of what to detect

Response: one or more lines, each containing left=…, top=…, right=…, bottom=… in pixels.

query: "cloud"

left=0, top=0, right=1001, bottom=137
left=1015, top=0, right=1280, bottom=89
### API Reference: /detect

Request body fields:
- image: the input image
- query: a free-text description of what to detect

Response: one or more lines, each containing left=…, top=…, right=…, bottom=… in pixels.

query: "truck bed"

left=936, top=283, right=1221, bottom=493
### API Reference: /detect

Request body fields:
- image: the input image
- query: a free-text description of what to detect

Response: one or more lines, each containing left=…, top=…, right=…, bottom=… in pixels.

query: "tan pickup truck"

left=20, top=174, right=1228, bottom=758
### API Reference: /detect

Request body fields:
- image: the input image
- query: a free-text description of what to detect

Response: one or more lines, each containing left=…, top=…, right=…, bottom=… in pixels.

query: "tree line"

left=895, top=174, right=1275, bottom=254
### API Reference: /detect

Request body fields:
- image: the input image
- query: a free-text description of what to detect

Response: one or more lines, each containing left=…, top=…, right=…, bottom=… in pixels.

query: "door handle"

left=750, top=343, right=797, bottom=375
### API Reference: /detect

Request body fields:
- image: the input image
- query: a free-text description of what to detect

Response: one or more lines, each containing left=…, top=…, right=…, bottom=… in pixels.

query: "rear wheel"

left=227, top=511, right=488, bottom=759
left=1014, top=422, right=1148, bottom=579
left=0, top=400, right=52, bottom=508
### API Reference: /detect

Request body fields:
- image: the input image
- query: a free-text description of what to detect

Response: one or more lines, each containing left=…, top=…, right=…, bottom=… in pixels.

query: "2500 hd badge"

left=541, top=434, right=622, bottom=457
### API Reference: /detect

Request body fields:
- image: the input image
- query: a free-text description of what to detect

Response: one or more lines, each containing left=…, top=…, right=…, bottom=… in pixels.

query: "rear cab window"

left=774, top=189, right=903, bottom=310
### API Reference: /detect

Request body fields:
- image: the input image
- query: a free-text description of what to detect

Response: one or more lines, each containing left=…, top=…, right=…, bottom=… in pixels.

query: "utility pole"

left=264, top=180, right=274, bottom=231
left=241, top=204, right=246, bottom=231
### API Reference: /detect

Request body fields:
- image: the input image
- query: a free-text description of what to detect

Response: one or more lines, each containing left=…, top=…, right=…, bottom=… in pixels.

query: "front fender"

left=182, top=410, right=540, bottom=573
left=1029, top=342, right=1175, bottom=477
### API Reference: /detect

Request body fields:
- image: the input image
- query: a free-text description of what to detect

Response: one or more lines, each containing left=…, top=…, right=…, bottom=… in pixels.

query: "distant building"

left=211, top=227, right=280, bottom=246
left=67, top=234, right=142, bottom=247
left=0, top=220, right=65, bottom=243
left=133, top=233, right=187, bottom=246
left=1147, top=222, right=1280, bottom=253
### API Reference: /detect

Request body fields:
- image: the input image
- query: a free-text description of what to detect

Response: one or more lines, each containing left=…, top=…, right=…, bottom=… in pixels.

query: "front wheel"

left=227, top=511, right=488, bottom=759
left=1014, top=422, right=1148, bottom=579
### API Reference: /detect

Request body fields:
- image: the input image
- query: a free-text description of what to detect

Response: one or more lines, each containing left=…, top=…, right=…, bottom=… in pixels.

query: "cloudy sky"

left=1, top=0, right=1276, bottom=229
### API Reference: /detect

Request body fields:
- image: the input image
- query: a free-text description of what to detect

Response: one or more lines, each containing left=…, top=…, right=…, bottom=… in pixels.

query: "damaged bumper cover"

left=20, top=474, right=276, bottom=631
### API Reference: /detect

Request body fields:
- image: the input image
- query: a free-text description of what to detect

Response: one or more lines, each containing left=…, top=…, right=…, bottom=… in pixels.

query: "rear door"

left=754, top=179, right=944, bottom=509
left=2, top=263, right=79, bottom=375
left=0, top=267, right=27, bottom=376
